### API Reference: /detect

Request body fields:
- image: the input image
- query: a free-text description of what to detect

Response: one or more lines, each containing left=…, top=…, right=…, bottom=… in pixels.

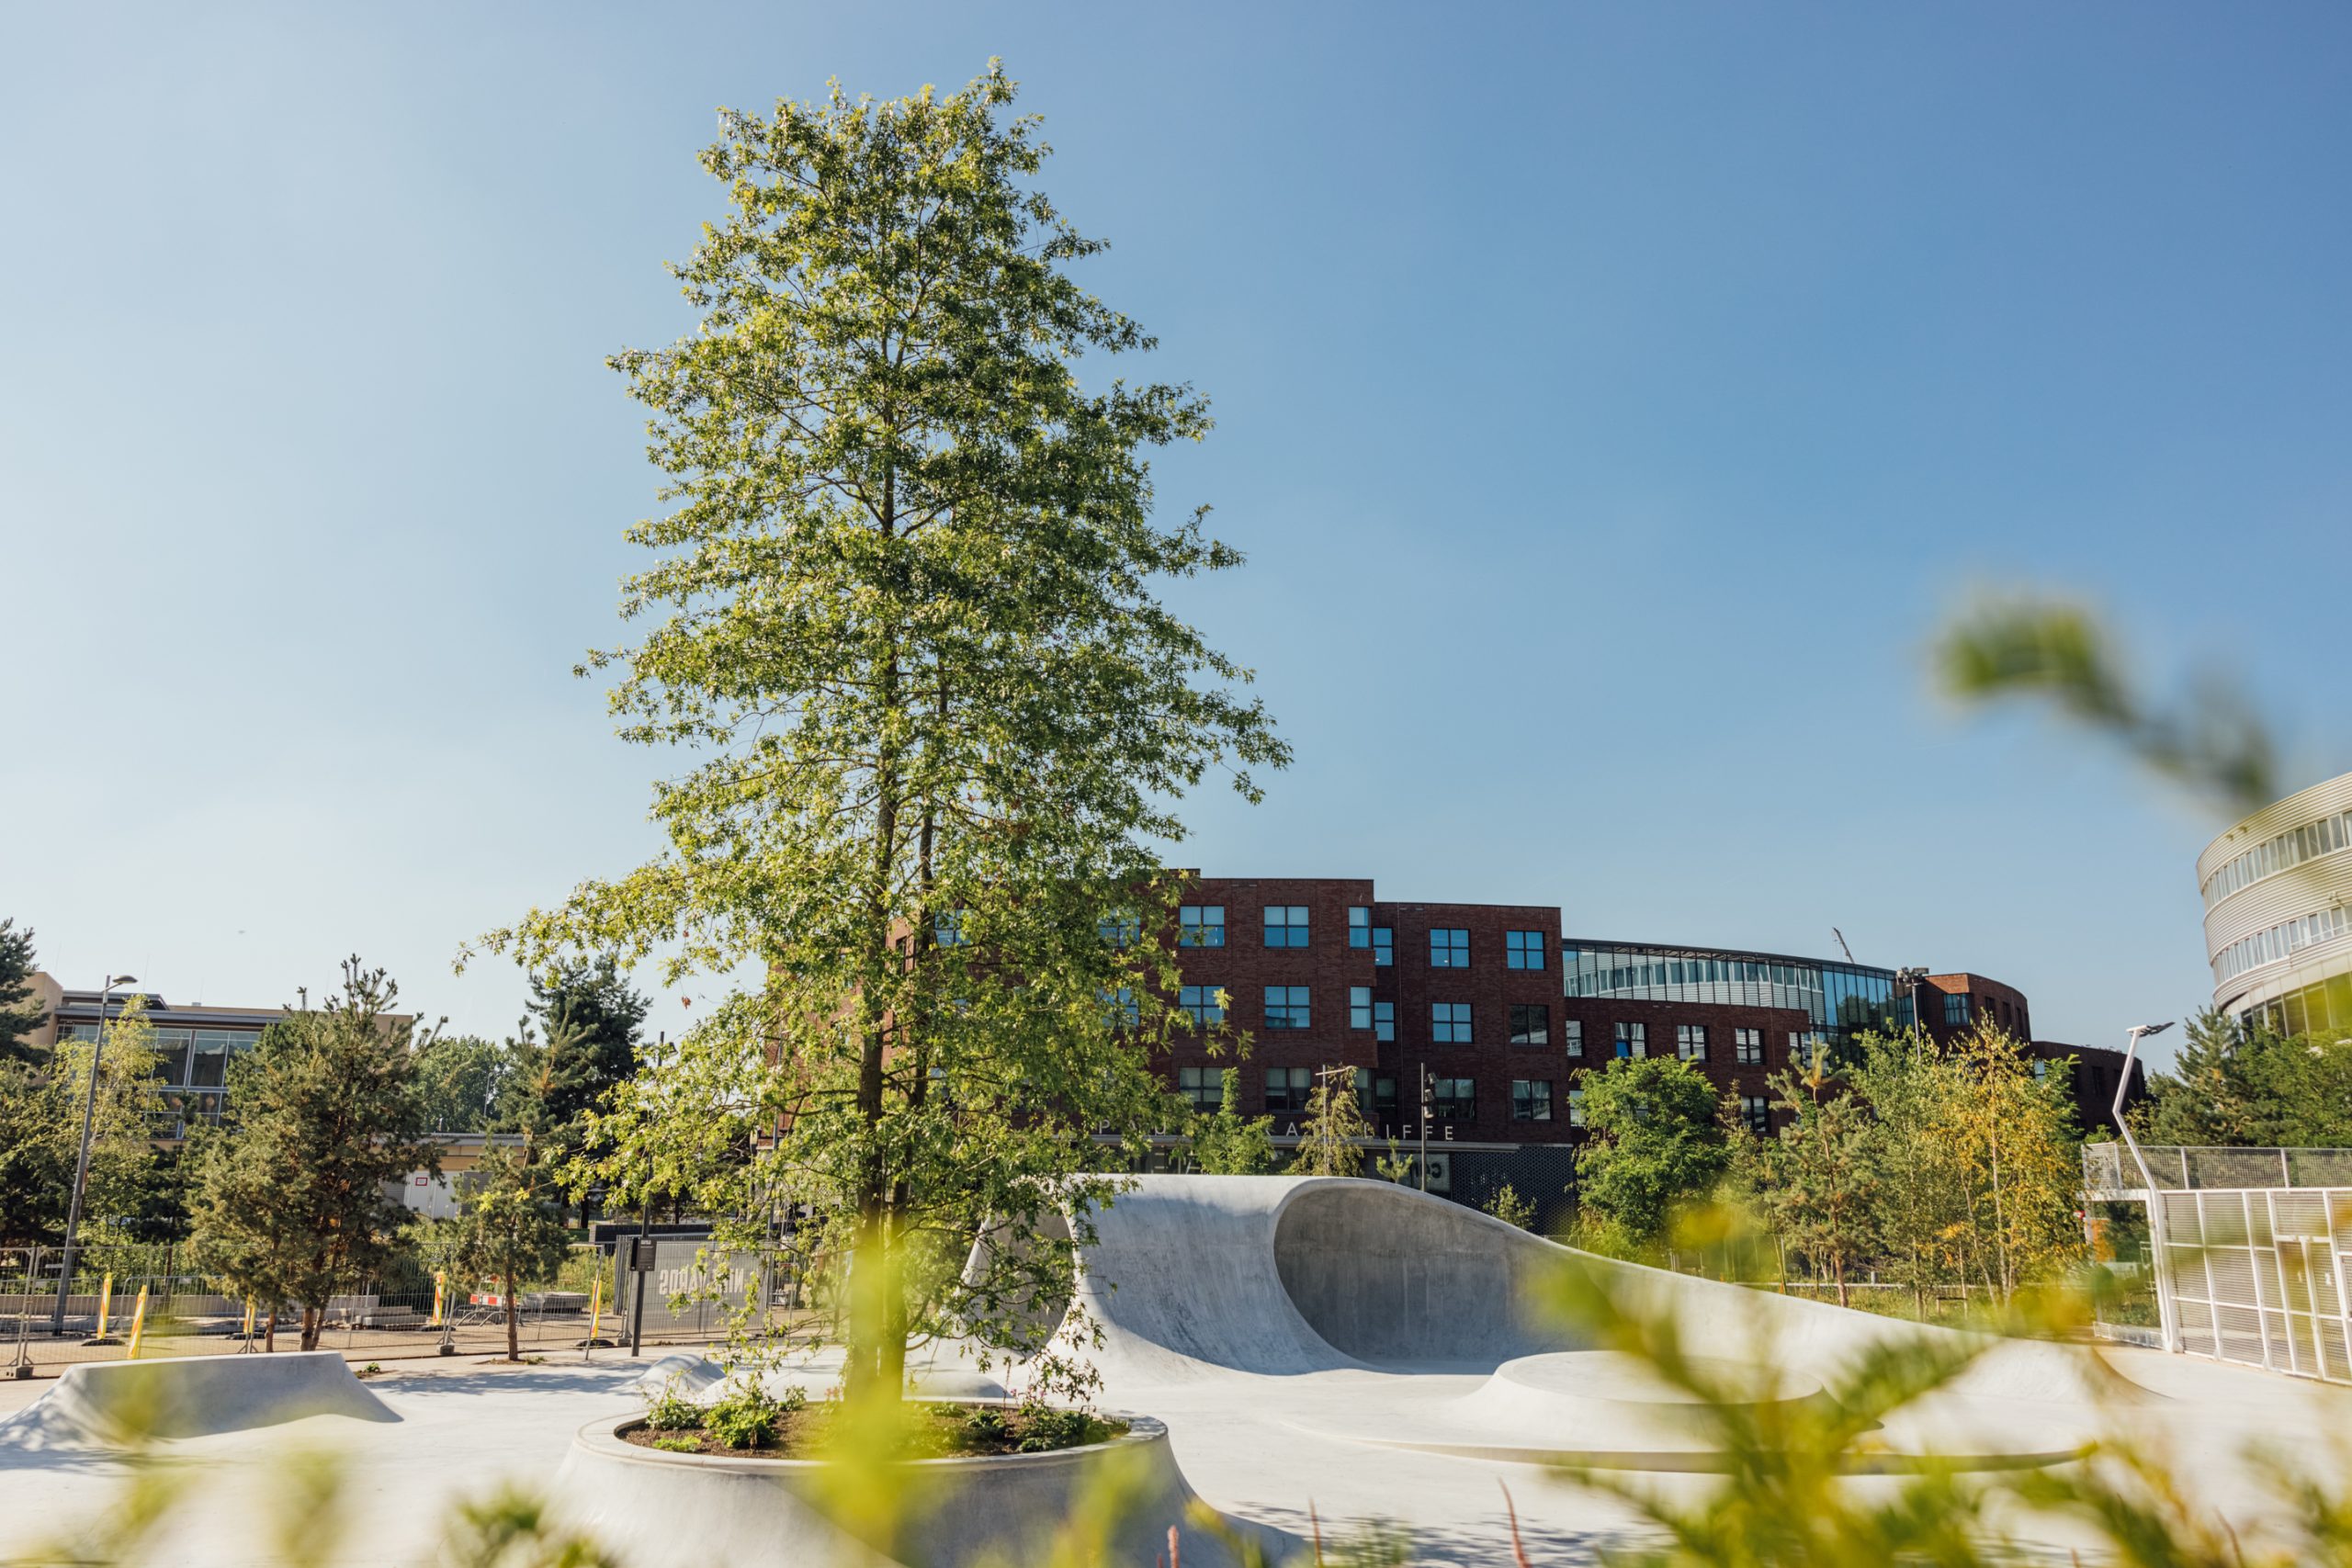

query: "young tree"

left=188, top=959, right=436, bottom=1351
left=0, top=993, right=162, bottom=1247
left=449, top=1146, right=575, bottom=1362
left=1190, top=1068, right=1280, bottom=1176
left=1759, top=1045, right=1878, bottom=1308
left=0, top=919, right=49, bottom=1064
left=1939, top=1022, right=2083, bottom=1299
left=1482, top=1182, right=1537, bottom=1231
left=1848, top=1031, right=1962, bottom=1319
left=1289, top=1065, right=1370, bottom=1179
left=475, top=66, right=1283, bottom=1408
left=2138, top=1010, right=2352, bottom=1147
left=1573, top=1056, right=1730, bottom=1256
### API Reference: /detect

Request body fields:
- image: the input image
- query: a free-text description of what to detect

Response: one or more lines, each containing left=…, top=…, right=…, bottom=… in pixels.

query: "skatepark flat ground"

left=3, top=1177, right=2347, bottom=1566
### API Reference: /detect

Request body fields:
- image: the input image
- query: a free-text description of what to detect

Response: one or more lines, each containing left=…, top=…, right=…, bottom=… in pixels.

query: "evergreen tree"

left=187, top=958, right=436, bottom=1351
left=1759, top=1045, right=1878, bottom=1307
left=0, top=919, right=50, bottom=1064
left=474, top=65, right=1283, bottom=1408
left=1289, top=1065, right=1371, bottom=1179
left=515, top=959, right=648, bottom=1132
left=413, top=1033, right=515, bottom=1134
left=2138, top=1009, right=2352, bottom=1147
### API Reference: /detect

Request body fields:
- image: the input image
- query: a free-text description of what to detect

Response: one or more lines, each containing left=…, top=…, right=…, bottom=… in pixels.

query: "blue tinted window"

left=1430, top=929, right=1469, bottom=968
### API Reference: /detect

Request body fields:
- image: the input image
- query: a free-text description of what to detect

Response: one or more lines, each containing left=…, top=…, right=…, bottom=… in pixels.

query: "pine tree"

left=449, top=1146, right=574, bottom=1362
left=1760, top=1044, right=1878, bottom=1308
left=1190, top=1068, right=1280, bottom=1176
left=187, top=958, right=435, bottom=1350
left=0, top=919, right=50, bottom=1064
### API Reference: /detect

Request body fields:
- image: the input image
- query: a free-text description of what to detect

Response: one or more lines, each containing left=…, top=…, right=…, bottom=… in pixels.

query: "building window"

left=1373, top=1001, right=1394, bottom=1042
left=1350, top=987, right=1396, bottom=1042
left=1510, top=1003, right=1550, bottom=1047
left=1613, top=1021, right=1646, bottom=1059
left=1430, top=928, right=1470, bottom=968
left=1265, top=987, right=1310, bottom=1031
left=1511, top=1079, right=1554, bottom=1122
left=1372, top=926, right=1394, bottom=966
left=1564, top=1018, right=1584, bottom=1057
left=1098, top=910, right=1141, bottom=948
left=934, top=909, right=967, bottom=947
left=1179, top=906, right=1225, bottom=947
left=1432, top=1002, right=1473, bottom=1044
left=1741, top=1095, right=1771, bottom=1135
left=1788, top=1031, right=1804, bottom=1062
left=1176, top=1066, right=1220, bottom=1112
left=1348, top=907, right=1372, bottom=947
left=1432, top=1077, right=1476, bottom=1121
left=1265, top=1066, right=1312, bottom=1114
left=1676, top=1023, right=1708, bottom=1062
left=1734, top=1027, right=1762, bottom=1066
left=1567, top=1088, right=1587, bottom=1127
left=1943, top=992, right=1970, bottom=1028
left=1506, top=931, right=1546, bottom=971
left=2031, top=1058, right=2049, bottom=1081
left=1374, top=1075, right=1397, bottom=1118
left=1102, top=987, right=1138, bottom=1027
left=1180, top=985, right=1226, bottom=1028
left=1265, top=906, right=1310, bottom=949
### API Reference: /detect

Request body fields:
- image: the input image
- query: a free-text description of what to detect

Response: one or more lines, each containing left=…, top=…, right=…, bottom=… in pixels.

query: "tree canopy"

left=478, top=64, right=1283, bottom=1406
left=1573, top=1055, right=1730, bottom=1254
left=2136, top=1009, right=2352, bottom=1147
left=0, top=918, right=50, bottom=1064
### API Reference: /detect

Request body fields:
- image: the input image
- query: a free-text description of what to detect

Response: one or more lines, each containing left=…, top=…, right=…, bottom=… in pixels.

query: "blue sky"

left=6, top=3, right=2349, bottom=1062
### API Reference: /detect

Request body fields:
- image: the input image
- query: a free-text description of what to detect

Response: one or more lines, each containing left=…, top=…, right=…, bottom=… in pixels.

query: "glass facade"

left=1562, top=942, right=1898, bottom=1048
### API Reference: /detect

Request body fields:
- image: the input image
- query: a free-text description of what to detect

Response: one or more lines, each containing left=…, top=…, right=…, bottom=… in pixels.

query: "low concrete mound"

left=550, top=1410, right=1295, bottom=1568
left=0, top=1352, right=397, bottom=1450
left=620, top=1352, right=725, bottom=1399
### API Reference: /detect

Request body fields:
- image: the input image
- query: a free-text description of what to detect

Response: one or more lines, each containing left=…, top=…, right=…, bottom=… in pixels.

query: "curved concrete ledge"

left=549, top=1407, right=1297, bottom=1568
left=0, top=1352, right=396, bottom=1450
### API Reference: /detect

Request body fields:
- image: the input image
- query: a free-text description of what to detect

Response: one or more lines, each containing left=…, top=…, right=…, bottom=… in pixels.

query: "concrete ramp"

left=0, top=1352, right=397, bottom=1449
left=1077, top=1177, right=2124, bottom=1412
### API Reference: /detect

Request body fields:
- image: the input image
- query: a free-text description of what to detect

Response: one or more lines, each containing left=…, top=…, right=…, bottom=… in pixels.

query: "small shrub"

left=644, top=1383, right=704, bottom=1433
left=1014, top=1403, right=1102, bottom=1453
left=963, top=1407, right=1011, bottom=1444
left=705, top=1384, right=785, bottom=1450
left=650, top=1436, right=699, bottom=1454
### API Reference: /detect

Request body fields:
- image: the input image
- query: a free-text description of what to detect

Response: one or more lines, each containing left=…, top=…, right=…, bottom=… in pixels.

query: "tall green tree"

left=2137, top=1009, right=2352, bottom=1147
left=515, top=959, right=649, bottom=1133
left=413, top=1033, right=515, bottom=1134
left=474, top=65, right=1283, bottom=1408
left=1573, top=1055, right=1730, bottom=1256
left=187, top=958, right=437, bottom=1351
left=1758, top=1046, right=1878, bottom=1308
left=1846, top=1032, right=1961, bottom=1319
left=0, top=918, right=50, bottom=1064
left=0, top=993, right=162, bottom=1247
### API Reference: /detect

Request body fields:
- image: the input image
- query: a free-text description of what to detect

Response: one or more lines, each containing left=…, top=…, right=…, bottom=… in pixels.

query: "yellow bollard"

left=430, top=1270, right=446, bottom=1328
left=94, top=1272, right=113, bottom=1340
left=243, top=1297, right=256, bottom=1338
left=125, top=1285, right=150, bottom=1360
left=583, top=1272, right=603, bottom=1361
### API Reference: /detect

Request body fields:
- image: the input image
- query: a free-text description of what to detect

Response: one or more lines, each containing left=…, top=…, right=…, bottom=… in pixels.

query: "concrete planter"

left=550, top=1406, right=1291, bottom=1568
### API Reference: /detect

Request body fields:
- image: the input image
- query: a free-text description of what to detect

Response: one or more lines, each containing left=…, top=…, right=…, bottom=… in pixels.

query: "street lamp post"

left=51, top=975, right=136, bottom=1337
left=2113, top=1021, right=2177, bottom=1352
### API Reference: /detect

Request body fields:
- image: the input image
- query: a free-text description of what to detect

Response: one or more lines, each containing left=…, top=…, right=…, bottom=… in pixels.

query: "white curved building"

left=2198, top=768, right=2352, bottom=1036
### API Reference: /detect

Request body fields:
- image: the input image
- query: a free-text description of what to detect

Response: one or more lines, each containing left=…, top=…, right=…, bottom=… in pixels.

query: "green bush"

left=705, top=1384, right=786, bottom=1450
left=1014, top=1403, right=1102, bottom=1453
left=643, top=1383, right=703, bottom=1433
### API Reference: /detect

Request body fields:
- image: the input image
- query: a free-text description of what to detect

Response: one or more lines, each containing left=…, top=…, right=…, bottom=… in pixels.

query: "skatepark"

left=4, top=1175, right=2347, bottom=1565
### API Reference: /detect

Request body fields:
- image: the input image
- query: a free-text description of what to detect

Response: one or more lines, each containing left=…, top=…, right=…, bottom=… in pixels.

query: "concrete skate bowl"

left=1076, top=1177, right=2128, bottom=1470
left=0, top=1352, right=398, bottom=1451
left=550, top=1409, right=1296, bottom=1568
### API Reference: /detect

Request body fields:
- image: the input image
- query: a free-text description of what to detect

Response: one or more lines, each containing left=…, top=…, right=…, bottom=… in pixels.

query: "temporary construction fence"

left=3, top=1242, right=745, bottom=1378
left=2085, top=1143, right=2352, bottom=1385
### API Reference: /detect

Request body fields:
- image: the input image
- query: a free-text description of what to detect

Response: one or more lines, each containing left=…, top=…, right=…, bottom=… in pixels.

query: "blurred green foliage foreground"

left=12, top=1234, right=2352, bottom=1568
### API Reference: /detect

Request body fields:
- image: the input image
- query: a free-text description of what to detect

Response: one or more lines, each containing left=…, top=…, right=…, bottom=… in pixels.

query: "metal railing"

left=2086, top=1143, right=2352, bottom=1194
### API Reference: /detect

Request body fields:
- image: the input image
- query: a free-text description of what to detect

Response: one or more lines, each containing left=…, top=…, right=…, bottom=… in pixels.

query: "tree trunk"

left=264, top=1307, right=277, bottom=1353
left=505, top=1267, right=520, bottom=1361
left=300, top=1303, right=320, bottom=1353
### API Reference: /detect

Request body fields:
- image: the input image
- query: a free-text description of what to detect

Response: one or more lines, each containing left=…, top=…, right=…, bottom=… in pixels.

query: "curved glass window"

left=2202, top=807, right=2352, bottom=908
left=2211, top=904, right=2352, bottom=985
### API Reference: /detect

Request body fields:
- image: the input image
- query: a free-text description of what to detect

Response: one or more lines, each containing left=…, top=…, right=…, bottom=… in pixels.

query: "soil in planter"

left=620, top=1400, right=1128, bottom=1460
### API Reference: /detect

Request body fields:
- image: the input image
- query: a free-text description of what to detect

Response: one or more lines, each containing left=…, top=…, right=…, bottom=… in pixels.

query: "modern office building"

left=22, top=973, right=408, bottom=1138
left=2198, top=769, right=2352, bottom=1039
left=1156, top=878, right=2048, bottom=1224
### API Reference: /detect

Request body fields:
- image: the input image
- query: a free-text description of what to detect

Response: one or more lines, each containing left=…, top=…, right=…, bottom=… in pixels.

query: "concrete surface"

left=0, top=1175, right=2347, bottom=1566
left=0, top=1351, right=396, bottom=1449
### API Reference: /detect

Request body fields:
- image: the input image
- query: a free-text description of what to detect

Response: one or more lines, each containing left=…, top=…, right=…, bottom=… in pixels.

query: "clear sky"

left=6, top=3, right=2349, bottom=1064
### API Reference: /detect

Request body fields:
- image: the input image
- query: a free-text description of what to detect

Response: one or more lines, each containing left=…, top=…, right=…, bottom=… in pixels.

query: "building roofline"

left=1558, top=937, right=1896, bottom=977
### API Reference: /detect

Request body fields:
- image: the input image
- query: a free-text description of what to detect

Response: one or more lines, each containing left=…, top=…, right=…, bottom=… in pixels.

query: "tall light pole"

left=51, top=975, right=136, bottom=1336
left=2114, top=1021, right=2177, bottom=1352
